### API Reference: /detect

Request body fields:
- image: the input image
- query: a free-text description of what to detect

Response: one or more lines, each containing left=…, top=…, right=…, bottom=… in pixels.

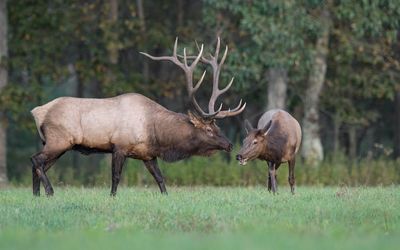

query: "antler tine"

left=226, top=99, right=246, bottom=113
left=218, top=76, right=234, bottom=96
left=181, top=41, right=210, bottom=64
left=215, top=101, right=247, bottom=119
left=219, top=45, right=228, bottom=67
left=140, top=51, right=180, bottom=65
left=190, top=44, right=204, bottom=70
left=194, top=70, right=207, bottom=92
left=140, top=38, right=182, bottom=68
left=141, top=38, right=211, bottom=117
left=215, top=103, right=223, bottom=113
left=230, top=99, right=243, bottom=112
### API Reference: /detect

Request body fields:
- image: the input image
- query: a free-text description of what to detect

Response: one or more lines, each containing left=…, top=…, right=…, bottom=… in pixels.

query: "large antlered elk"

left=236, top=109, right=301, bottom=194
left=30, top=38, right=245, bottom=196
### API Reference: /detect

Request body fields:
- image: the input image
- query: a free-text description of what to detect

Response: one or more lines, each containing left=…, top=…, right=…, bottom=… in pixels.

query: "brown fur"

left=237, top=109, right=302, bottom=194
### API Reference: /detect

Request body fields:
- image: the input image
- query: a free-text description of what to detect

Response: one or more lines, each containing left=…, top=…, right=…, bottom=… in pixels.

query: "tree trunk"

left=104, top=0, right=119, bottom=88
left=301, top=7, right=331, bottom=165
left=266, top=68, right=287, bottom=110
left=332, top=113, right=342, bottom=156
left=395, top=89, right=400, bottom=158
left=136, top=0, right=149, bottom=82
left=0, top=0, right=8, bottom=186
left=348, top=125, right=357, bottom=159
left=108, top=0, right=118, bottom=65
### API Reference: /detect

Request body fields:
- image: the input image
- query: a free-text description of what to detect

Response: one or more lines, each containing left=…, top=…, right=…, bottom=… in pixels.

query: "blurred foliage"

left=1, top=0, right=399, bottom=185
left=10, top=150, right=400, bottom=187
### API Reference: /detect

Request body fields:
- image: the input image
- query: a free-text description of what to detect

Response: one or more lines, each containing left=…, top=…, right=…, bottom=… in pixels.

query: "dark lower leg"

left=110, top=151, right=126, bottom=196
left=32, top=165, right=40, bottom=196
left=31, top=151, right=63, bottom=196
left=269, top=163, right=279, bottom=194
left=267, top=174, right=272, bottom=192
left=31, top=154, right=41, bottom=196
left=288, top=159, right=295, bottom=194
left=144, top=159, right=167, bottom=194
left=37, top=166, right=54, bottom=196
left=269, top=170, right=276, bottom=193
left=267, top=161, right=272, bottom=191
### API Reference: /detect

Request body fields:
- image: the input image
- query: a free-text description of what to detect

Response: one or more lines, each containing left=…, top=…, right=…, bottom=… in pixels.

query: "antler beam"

left=141, top=37, right=246, bottom=119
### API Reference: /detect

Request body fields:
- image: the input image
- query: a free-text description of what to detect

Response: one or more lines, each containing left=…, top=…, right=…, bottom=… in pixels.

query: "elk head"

left=187, top=111, right=232, bottom=154
left=236, top=120, right=272, bottom=165
left=141, top=37, right=246, bottom=154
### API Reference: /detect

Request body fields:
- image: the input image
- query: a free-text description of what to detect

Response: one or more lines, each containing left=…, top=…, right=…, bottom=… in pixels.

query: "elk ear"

left=244, top=119, right=253, bottom=134
left=188, top=111, right=203, bottom=127
left=261, top=120, right=273, bottom=136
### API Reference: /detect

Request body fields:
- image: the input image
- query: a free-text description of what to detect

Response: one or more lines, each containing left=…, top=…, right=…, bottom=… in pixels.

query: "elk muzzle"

left=218, top=140, right=233, bottom=152
left=226, top=142, right=233, bottom=152
left=236, top=154, right=248, bottom=165
left=215, top=134, right=233, bottom=152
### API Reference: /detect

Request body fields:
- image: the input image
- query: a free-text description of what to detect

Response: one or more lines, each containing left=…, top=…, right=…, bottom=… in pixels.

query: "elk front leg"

left=267, top=161, right=272, bottom=192
left=269, top=162, right=279, bottom=194
left=143, top=158, right=167, bottom=194
left=288, top=158, right=296, bottom=194
left=110, top=151, right=126, bottom=196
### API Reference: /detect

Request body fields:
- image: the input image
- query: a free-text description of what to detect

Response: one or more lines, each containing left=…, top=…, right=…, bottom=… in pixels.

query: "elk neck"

left=150, top=110, right=202, bottom=162
left=260, top=121, right=288, bottom=162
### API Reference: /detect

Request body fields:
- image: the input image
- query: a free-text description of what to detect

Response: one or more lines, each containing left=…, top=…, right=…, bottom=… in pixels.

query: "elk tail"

left=31, top=106, right=47, bottom=142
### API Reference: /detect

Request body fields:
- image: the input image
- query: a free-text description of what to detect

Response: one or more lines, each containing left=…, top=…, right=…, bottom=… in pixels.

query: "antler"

left=140, top=38, right=218, bottom=118
left=194, top=37, right=246, bottom=119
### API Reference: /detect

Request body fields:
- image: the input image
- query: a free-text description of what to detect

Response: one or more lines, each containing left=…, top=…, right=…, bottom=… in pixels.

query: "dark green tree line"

left=0, top=0, right=399, bottom=185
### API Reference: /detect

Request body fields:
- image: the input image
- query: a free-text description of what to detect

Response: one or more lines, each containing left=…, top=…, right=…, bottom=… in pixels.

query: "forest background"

left=0, top=0, right=399, bottom=187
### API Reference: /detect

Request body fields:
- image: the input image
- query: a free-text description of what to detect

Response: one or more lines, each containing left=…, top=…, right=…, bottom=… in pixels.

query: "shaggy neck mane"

left=151, top=110, right=202, bottom=162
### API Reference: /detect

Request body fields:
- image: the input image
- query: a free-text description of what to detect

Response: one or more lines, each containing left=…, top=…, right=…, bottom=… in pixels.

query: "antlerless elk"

left=30, top=38, right=245, bottom=196
left=236, top=109, right=301, bottom=194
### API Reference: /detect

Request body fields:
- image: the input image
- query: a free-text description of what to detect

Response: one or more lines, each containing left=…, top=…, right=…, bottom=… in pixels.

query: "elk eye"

left=253, top=140, right=258, bottom=145
left=206, top=127, right=212, bottom=133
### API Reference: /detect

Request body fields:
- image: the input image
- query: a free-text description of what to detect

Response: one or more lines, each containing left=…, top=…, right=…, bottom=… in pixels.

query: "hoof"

left=45, top=188, right=54, bottom=197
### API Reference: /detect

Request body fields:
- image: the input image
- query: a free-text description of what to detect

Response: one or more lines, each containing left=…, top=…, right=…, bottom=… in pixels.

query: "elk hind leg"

left=31, top=144, right=69, bottom=196
left=31, top=152, right=41, bottom=196
left=31, top=152, right=55, bottom=196
left=288, top=158, right=296, bottom=194
left=110, top=151, right=126, bottom=196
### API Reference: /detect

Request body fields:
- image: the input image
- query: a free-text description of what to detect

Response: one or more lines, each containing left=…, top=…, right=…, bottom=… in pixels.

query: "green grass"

left=0, top=186, right=399, bottom=250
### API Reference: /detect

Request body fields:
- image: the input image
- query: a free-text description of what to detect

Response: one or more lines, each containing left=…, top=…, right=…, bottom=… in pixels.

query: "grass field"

left=0, top=186, right=399, bottom=250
